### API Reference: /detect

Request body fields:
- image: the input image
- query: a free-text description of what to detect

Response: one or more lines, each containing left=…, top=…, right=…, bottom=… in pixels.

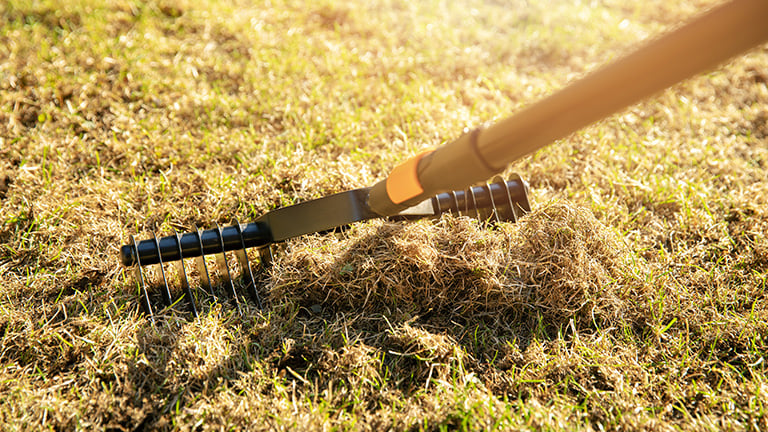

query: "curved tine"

left=499, top=176, right=519, bottom=222
left=508, top=172, right=531, bottom=213
left=193, top=224, right=212, bottom=295
left=151, top=231, right=173, bottom=307
left=490, top=175, right=515, bottom=222
left=174, top=230, right=198, bottom=318
left=131, top=235, right=155, bottom=324
left=233, top=219, right=262, bottom=309
left=215, top=222, right=242, bottom=314
left=259, top=245, right=274, bottom=267
left=484, top=181, right=501, bottom=224
left=450, top=190, right=460, bottom=216
left=467, top=186, right=482, bottom=220
left=433, top=196, right=442, bottom=217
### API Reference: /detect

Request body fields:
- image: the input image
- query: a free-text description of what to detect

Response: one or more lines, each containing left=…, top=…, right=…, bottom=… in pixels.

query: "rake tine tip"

left=130, top=234, right=155, bottom=322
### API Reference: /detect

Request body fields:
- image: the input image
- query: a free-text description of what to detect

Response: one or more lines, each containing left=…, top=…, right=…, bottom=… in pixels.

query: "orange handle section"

left=385, top=149, right=433, bottom=204
left=369, top=0, right=768, bottom=217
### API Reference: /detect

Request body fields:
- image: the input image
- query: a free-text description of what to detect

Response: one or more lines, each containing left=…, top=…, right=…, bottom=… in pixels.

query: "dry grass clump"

left=385, top=323, right=470, bottom=390
left=269, top=216, right=507, bottom=317
left=270, top=200, right=642, bottom=330
left=316, top=343, right=382, bottom=391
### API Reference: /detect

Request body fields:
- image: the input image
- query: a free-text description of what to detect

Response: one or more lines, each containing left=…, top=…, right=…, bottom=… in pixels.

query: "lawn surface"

left=1, top=0, right=767, bottom=430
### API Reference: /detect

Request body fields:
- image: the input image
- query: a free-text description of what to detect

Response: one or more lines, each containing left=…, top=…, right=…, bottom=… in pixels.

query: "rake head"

left=121, top=175, right=531, bottom=321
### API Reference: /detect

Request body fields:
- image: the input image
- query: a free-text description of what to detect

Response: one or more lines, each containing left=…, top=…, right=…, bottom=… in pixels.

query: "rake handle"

left=368, top=0, right=768, bottom=215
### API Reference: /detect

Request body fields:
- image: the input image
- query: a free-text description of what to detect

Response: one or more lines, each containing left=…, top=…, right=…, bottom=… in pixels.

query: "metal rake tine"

left=130, top=235, right=155, bottom=324
left=259, top=245, right=273, bottom=267
left=193, top=224, right=212, bottom=295
left=497, top=175, right=519, bottom=222
left=233, top=219, right=262, bottom=309
left=490, top=175, right=514, bottom=222
left=174, top=230, right=199, bottom=318
left=508, top=172, right=531, bottom=214
left=151, top=231, right=173, bottom=307
left=483, top=182, right=501, bottom=223
left=466, top=187, right=481, bottom=220
left=214, top=222, right=242, bottom=314
left=433, top=194, right=443, bottom=215
left=450, top=190, right=460, bottom=215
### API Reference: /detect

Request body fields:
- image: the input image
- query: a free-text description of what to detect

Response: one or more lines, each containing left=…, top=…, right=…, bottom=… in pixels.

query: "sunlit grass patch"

left=2, top=0, right=767, bottom=429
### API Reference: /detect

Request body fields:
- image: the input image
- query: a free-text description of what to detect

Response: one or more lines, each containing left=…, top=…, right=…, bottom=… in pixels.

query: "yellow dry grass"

left=1, top=0, right=767, bottom=430
left=272, top=202, right=640, bottom=328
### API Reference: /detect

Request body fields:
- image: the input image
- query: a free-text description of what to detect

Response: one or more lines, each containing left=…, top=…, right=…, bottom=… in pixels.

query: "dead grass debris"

left=270, top=200, right=645, bottom=330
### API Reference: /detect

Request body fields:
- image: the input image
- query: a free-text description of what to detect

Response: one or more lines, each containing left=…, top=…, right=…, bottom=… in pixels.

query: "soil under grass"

left=1, top=0, right=767, bottom=430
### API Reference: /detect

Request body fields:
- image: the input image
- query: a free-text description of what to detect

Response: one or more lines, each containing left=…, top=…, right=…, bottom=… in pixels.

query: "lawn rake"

left=120, top=0, right=768, bottom=320
left=121, top=175, right=530, bottom=320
